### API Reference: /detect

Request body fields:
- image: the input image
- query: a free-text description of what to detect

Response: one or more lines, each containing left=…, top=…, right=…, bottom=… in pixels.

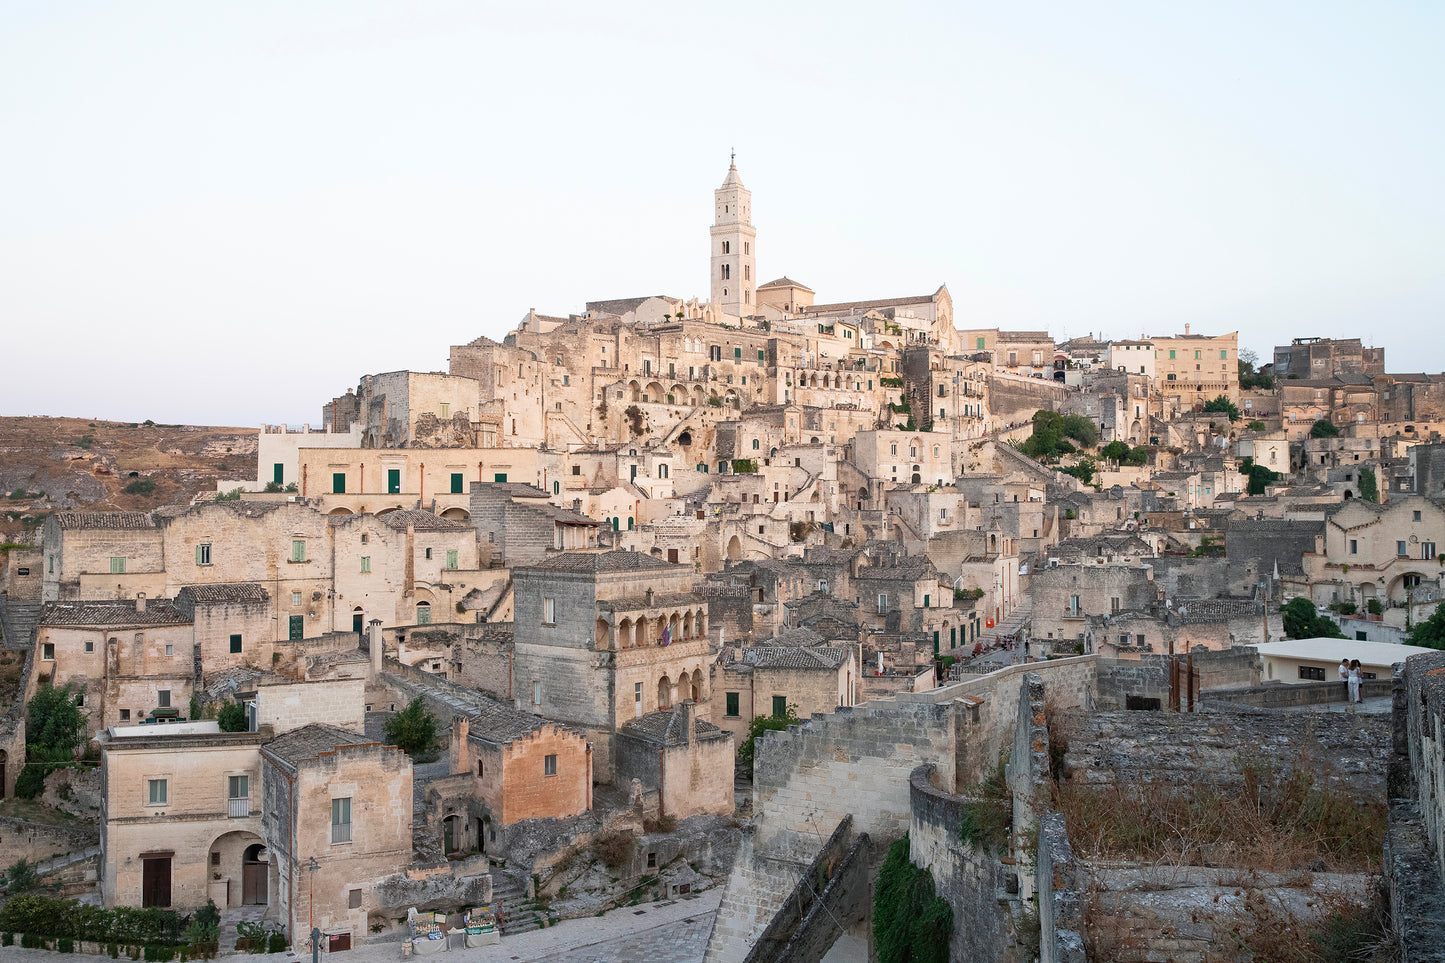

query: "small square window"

left=42, top=643, right=54, bottom=660
left=148, top=779, right=167, bottom=806
left=119, top=709, right=130, bottom=721
left=157, top=690, right=171, bottom=708
left=230, top=634, right=243, bottom=654
left=292, top=592, right=302, bottom=606
left=84, top=640, right=94, bottom=653
left=164, top=644, right=174, bottom=657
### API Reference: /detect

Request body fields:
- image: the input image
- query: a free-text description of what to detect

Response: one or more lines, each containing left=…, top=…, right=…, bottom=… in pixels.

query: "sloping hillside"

left=0, top=416, right=258, bottom=542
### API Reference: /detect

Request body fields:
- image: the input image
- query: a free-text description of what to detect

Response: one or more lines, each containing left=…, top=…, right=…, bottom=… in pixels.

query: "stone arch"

left=678, top=430, right=693, bottom=446
left=695, top=608, right=707, bottom=636
left=327, top=507, right=353, bottom=515
left=644, top=381, right=664, bottom=403
left=629, top=380, right=642, bottom=402
left=692, top=386, right=706, bottom=405
left=669, top=612, right=680, bottom=641
left=670, top=384, right=686, bottom=402
left=208, top=830, right=267, bottom=908
left=439, top=507, right=470, bottom=521
left=658, top=675, right=672, bottom=708
left=443, top=813, right=463, bottom=854
left=617, top=617, right=633, bottom=648
left=726, top=535, right=742, bottom=561
left=595, top=618, right=611, bottom=649
left=683, top=610, right=693, bottom=637
left=689, top=668, right=703, bottom=701
left=634, top=615, right=648, bottom=647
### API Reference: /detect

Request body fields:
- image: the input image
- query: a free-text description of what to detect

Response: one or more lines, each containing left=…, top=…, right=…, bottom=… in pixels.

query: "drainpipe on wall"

left=657, top=747, right=665, bottom=820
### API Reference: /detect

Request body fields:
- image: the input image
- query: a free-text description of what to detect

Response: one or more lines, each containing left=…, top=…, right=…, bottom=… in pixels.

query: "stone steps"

left=0, top=594, right=43, bottom=650
left=491, top=876, right=548, bottom=935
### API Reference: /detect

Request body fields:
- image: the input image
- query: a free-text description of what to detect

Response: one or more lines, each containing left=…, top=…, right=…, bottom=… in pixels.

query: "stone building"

left=510, top=550, right=714, bottom=782
left=1149, top=328, right=1240, bottom=408
left=712, top=644, right=858, bottom=744
left=1272, top=337, right=1385, bottom=381
left=260, top=724, right=414, bottom=951
left=35, top=597, right=195, bottom=730
left=100, top=722, right=269, bottom=912
left=615, top=703, right=734, bottom=819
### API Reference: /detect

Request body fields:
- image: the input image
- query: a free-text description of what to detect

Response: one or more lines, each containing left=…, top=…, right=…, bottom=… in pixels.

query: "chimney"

left=452, top=716, right=470, bottom=775
left=680, top=700, right=696, bottom=745
left=135, top=593, right=146, bottom=613
left=1184, top=323, right=1191, bottom=336
left=369, top=620, right=384, bottom=676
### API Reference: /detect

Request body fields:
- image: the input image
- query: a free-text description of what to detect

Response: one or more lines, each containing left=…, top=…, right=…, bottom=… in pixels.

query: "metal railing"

left=228, top=797, right=250, bottom=818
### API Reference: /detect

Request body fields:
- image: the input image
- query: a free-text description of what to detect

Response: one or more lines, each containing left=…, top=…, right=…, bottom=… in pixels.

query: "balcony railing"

left=332, top=823, right=352, bottom=844
left=228, top=797, right=250, bottom=818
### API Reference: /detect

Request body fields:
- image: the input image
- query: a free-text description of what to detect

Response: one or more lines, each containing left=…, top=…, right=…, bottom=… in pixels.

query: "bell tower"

left=710, top=153, right=756, bottom=318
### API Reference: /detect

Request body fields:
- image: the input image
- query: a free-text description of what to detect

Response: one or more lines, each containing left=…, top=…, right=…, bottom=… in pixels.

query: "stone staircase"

left=0, top=594, right=43, bottom=650
left=491, top=872, right=548, bottom=935
left=990, top=598, right=1032, bottom=646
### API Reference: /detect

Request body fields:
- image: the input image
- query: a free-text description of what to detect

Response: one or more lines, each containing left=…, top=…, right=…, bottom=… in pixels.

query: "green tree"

left=26, top=681, right=86, bottom=760
left=1406, top=603, right=1445, bottom=649
left=1311, top=419, right=1340, bottom=438
left=1358, top=466, right=1378, bottom=503
left=216, top=702, right=248, bottom=732
left=19, top=682, right=87, bottom=798
left=384, top=698, right=438, bottom=757
left=1282, top=597, right=1345, bottom=640
left=738, top=702, right=799, bottom=778
left=1202, top=395, right=1241, bottom=421
left=1059, top=457, right=1096, bottom=486
left=2, top=859, right=44, bottom=894
left=1100, top=441, right=1132, bottom=463
left=1244, top=464, right=1280, bottom=496
left=873, top=837, right=953, bottom=963
left=1247, top=420, right=1266, bottom=431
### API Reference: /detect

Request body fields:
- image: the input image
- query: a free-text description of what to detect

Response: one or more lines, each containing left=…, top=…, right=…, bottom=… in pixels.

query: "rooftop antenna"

left=730, top=147, right=736, bottom=166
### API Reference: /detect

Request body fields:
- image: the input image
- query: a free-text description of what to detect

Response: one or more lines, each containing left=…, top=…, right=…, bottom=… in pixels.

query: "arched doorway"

left=478, top=816, right=491, bottom=854
left=352, top=606, right=365, bottom=635
left=242, top=843, right=268, bottom=905
left=726, top=535, right=742, bottom=561
left=658, top=676, right=672, bottom=709
left=690, top=669, right=702, bottom=701
left=208, top=831, right=267, bottom=908
left=443, top=814, right=462, bottom=855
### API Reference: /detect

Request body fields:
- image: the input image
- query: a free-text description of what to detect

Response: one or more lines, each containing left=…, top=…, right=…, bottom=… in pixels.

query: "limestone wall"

left=1062, top=706, right=1390, bottom=803
left=1387, top=651, right=1445, bottom=962
left=702, top=656, right=1097, bottom=963
left=909, top=765, right=1011, bottom=963
left=0, top=815, right=97, bottom=867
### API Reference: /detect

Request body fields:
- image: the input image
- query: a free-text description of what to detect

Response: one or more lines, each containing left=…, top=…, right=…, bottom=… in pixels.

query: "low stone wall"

left=909, top=765, right=1011, bottom=963
left=1061, top=706, right=1390, bottom=803
left=1387, top=651, right=1445, bottom=962
left=740, top=815, right=863, bottom=963
left=0, top=815, right=97, bottom=867
left=1096, top=649, right=1261, bottom=711
left=1037, top=812, right=1084, bottom=963
left=703, top=657, right=1097, bottom=963
left=1204, top=678, right=1392, bottom=708
left=1086, top=866, right=1376, bottom=962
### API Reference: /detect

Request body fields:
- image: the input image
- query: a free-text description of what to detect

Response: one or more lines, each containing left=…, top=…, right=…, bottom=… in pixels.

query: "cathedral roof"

left=759, top=277, right=814, bottom=293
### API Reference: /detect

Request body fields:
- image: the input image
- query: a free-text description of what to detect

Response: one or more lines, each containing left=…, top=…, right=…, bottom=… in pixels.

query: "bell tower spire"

left=710, top=155, right=756, bottom=318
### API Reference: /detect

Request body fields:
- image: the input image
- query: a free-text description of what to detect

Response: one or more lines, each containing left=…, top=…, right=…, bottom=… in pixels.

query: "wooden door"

left=142, top=857, right=171, bottom=908
left=242, top=861, right=267, bottom=905
left=352, top=612, right=364, bottom=634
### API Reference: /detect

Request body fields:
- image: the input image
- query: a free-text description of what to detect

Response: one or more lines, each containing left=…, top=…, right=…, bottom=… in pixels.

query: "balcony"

left=228, top=797, right=250, bottom=818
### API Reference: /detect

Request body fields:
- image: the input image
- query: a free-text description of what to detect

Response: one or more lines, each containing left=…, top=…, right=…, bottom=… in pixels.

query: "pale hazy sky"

left=3, top=1, right=1441, bottom=426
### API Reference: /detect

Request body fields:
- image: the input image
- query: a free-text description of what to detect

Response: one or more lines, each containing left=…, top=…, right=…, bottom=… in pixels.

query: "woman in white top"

left=1347, top=659, right=1362, bottom=704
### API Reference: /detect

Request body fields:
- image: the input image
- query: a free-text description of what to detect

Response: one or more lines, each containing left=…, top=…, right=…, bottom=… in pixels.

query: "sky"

left=2, top=1, right=1441, bottom=426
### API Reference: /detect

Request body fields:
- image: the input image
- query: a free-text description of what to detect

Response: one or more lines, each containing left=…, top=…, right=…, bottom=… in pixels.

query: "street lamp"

left=306, top=857, right=321, bottom=963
